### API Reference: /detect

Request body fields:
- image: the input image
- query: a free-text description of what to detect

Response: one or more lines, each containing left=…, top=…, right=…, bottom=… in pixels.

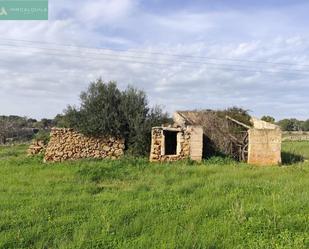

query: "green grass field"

left=0, top=142, right=308, bottom=249
left=282, top=141, right=309, bottom=160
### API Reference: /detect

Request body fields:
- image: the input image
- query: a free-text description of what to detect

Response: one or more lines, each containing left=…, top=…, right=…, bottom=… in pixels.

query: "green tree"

left=303, top=119, right=309, bottom=131
left=33, top=118, right=54, bottom=129
left=261, top=115, right=275, bottom=123
left=27, top=118, right=37, bottom=126
left=0, top=115, right=28, bottom=144
left=144, top=105, right=171, bottom=154
left=63, top=79, right=170, bottom=156
left=53, top=114, right=66, bottom=128
left=120, top=86, right=149, bottom=155
left=219, top=106, right=252, bottom=126
left=65, top=80, right=125, bottom=137
left=277, top=118, right=303, bottom=131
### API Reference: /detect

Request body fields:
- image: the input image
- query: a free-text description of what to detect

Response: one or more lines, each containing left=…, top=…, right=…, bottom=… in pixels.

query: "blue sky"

left=0, top=0, right=309, bottom=120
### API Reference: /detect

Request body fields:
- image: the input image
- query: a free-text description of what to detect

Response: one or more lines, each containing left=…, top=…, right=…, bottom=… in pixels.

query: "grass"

left=0, top=143, right=308, bottom=248
left=282, top=141, right=309, bottom=161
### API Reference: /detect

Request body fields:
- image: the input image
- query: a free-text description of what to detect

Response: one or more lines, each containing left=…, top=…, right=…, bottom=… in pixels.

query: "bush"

left=261, top=115, right=275, bottom=124
left=217, top=106, right=252, bottom=127
left=34, top=130, right=50, bottom=144
left=65, top=80, right=125, bottom=137
left=203, top=156, right=237, bottom=166
left=63, top=79, right=170, bottom=156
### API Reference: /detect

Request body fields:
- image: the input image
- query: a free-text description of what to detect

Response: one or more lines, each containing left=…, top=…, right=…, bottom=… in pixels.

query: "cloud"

left=150, top=12, right=214, bottom=33
left=78, top=0, right=136, bottom=24
left=0, top=0, right=309, bottom=120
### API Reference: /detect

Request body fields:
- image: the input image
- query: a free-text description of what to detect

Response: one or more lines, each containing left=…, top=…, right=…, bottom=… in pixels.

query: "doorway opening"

left=163, top=130, right=178, bottom=155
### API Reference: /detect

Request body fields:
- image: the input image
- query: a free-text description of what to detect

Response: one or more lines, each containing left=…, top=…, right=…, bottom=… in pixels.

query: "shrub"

left=63, top=79, right=170, bottom=156
left=261, top=115, right=275, bottom=124
left=217, top=106, right=252, bottom=127
left=203, top=156, right=237, bottom=166
left=34, top=130, right=50, bottom=144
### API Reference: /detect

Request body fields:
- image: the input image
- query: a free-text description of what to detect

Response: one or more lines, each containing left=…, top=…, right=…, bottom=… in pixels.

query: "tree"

left=120, top=86, right=149, bottom=155
left=27, top=118, right=37, bottom=125
left=144, top=105, right=171, bottom=154
left=261, top=115, right=275, bottom=124
left=277, top=118, right=303, bottom=131
left=219, top=107, right=252, bottom=126
left=65, top=79, right=125, bottom=137
left=53, top=114, right=66, bottom=128
left=0, top=116, right=13, bottom=144
left=303, top=119, right=309, bottom=131
left=41, top=119, right=54, bottom=129
left=63, top=79, right=170, bottom=155
left=33, top=118, right=54, bottom=129
left=121, top=87, right=171, bottom=155
left=0, top=116, right=28, bottom=144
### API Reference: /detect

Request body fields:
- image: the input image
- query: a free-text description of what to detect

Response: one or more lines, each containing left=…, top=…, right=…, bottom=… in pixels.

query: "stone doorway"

left=163, top=130, right=178, bottom=155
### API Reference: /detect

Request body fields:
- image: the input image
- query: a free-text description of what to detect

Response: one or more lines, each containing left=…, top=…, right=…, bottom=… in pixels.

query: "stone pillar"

left=247, top=128, right=282, bottom=166
left=189, top=126, right=203, bottom=161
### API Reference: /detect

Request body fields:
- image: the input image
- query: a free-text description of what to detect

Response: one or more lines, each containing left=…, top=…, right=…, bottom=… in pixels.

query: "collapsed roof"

left=173, top=110, right=280, bottom=162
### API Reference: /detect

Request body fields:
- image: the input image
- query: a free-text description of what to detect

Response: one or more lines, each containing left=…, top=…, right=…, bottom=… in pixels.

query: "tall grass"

left=282, top=141, right=309, bottom=160
left=0, top=144, right=308, bottom=248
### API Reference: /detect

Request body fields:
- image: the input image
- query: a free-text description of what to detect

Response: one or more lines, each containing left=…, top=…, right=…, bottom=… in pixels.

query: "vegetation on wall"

left=217, top=106, right=252, bottom=127
left=183, top=107, right=251, bottom=161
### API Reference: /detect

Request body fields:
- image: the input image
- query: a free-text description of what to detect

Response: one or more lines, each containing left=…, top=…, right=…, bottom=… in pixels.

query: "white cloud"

left=151, top=12, right=214, bottom=33
left=79, top=0, right=136, bottom=24
left=0, top=0, right=309, bottom=120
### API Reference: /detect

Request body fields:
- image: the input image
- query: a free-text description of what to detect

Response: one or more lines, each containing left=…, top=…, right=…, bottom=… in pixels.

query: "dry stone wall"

left=282, top=131, right=309, bottom=141
left=27, top=140, right=46, bottom=155
left=44, top=128, right=125, bottom=162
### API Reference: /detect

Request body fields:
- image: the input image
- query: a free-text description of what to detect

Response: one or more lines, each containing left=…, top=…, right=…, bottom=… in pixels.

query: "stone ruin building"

left=150, top=111, right=282, bottom=166
left=150, top=125, right=203, bottom=162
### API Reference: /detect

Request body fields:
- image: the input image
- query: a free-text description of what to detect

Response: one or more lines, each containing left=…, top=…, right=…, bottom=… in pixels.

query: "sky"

left=1, top=0, right=309, bottom=120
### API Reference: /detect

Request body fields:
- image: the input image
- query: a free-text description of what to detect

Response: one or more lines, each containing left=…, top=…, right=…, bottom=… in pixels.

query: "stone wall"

left=44, top=128, right=125, bottom=162
left=27, top=140, right=46, bottom=155
left=189, top=126, right=203, bottom=161
left=149, top=126, right=203, bottom=162
left=282, top=131, right=309, bottom=141
left=247, top=128, right=282, bottom=166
